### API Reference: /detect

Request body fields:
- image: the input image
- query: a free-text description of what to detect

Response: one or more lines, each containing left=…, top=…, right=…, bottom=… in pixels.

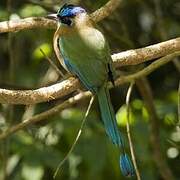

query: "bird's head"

left=47, top=4, right=89, bottom=27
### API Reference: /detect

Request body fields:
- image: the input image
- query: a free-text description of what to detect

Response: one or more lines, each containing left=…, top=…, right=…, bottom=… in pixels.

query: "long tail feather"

left=97, top=85, right=135, bottom=177
left=120, top=154, right=135, bottom=177
left=97, top=85, right=123, bottom=146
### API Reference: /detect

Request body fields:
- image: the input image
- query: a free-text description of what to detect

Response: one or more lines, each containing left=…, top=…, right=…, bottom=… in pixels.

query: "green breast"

left=59, top=27, right=111, bottom=90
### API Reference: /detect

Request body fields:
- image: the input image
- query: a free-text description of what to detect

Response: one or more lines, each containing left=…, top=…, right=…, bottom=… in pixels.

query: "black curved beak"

left=46, top=14, right=58, bottom=21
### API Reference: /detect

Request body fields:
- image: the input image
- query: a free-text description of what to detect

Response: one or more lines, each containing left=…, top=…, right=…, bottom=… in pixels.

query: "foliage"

left=0, top=0, right=179, bottom=180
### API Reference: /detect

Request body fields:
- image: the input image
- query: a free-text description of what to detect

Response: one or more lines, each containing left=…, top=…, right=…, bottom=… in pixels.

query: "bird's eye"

left=61, top=17, right=73, bottom=26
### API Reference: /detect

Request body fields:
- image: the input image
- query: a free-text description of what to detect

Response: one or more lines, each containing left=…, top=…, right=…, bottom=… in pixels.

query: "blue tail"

left=97, top=85, right=123, bottom=146
left=120, top=154, right=135, bottom=177
left=97, top=85, right=135, bottom=177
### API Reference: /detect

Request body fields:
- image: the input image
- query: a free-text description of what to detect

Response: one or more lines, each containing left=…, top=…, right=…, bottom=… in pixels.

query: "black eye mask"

left=60, top=16, right=72, bottom=26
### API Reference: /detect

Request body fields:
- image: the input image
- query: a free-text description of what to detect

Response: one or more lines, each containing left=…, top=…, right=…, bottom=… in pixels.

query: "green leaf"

left=33, top=43, right=52, bottom=63
left=116, top=105, right=135, bottom=127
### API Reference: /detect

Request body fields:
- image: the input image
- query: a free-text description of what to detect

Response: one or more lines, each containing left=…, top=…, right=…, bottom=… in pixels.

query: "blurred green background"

left=0, top=0, right=179, bottom=179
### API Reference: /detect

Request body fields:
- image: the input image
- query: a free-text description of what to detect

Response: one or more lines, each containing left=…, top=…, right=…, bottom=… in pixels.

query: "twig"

left=0, top=51, right=179, bottom=105
left=167, top=139, right=180, bottom=149
left=136, top=78, right=175, bottom=180
left=39, top=48, right=64, bottom=77
left=173, top=58, right=180, bottom=73
left=126, top=82, right=141, bottom=180
left=53, top=96, right=94, bottom=179
left=0, top=92, right=91, bottom=141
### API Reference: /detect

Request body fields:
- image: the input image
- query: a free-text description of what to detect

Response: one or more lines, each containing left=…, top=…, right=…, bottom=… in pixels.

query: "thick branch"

left=0, top=77, right=79, bottom=104
left=0, top=0, right=179, bottom=105
left=112, top=37, right=180, bottom=66
left=0, top=16, right=179, bottom=66
left=115, top=51, right=180, bottom=84
left=0, top=52, right=179, bottom=139
left=0, top=51, right=179, bottom=105
left=0, top=0, right=121, bottom=33
left=0, top=92, right=91, bottom=140
left=0, top=17, right=56, bottom=33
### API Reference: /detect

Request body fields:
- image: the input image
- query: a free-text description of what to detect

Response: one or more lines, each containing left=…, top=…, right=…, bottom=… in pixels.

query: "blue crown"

left=57, top=4, right=86, bottom=18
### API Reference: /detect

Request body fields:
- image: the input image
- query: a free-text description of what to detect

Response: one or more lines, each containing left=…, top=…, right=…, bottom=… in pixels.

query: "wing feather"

left=59, top=27, right=115, bottom=92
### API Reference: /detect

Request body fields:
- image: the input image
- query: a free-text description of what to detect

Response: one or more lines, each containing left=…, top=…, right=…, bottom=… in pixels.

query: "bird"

left=47, top=4, right=135, bottom=177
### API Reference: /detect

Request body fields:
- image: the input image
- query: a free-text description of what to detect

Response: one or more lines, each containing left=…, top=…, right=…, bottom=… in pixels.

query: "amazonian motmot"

left=47, top=4, right=135, bottom=177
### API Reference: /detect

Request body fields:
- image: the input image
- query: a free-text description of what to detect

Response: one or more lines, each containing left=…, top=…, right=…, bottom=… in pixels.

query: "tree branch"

left=0, top=17, right=56, bottom=33
left=0, top=92, right=91, bottom=140
left=90, top=0, right=122, bottom=22
left=0, top=51, right=179, bottom=105
left=0, top=16, right=179, bottom=66
left=112, top=37, right=180, bottom=67
left=115, top=51, right=180, bottom=84
left=0, top=77, right=79, bottom=104
left=136, top=78, right=175, bottom=180
left=0, top=0, right=179, bottom=106
left=0, top=0, right=122, bottom=33
left=0, top=52, right=179, bottom=139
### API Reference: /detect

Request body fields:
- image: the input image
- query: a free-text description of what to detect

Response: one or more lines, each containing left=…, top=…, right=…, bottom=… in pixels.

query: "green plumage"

left=59, top=26, right=114, bottom=92
left=59, top=25, right=123, bottom=146
left=52, top=4, right=135, bottom=175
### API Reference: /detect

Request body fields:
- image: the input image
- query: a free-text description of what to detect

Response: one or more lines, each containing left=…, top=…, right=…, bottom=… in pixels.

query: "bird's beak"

left=46, top=14, right=58, bottom=21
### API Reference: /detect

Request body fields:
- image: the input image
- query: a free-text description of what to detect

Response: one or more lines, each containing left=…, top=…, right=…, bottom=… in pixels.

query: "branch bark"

left=112, top=37, right=180, bottom=67
left=0, top=92, right=91, bottom=140
left=1, top=52, right=179, bottom=140
left=115, top=51, right=180, bottom=85
left=0, top=0, right=122, bottom=33
left=0, top=1, right=178, bottom=176
left=0, top=1, right=179, bottom=108
left=0, top=17, right=56, bottom=33
left=0, top=51, right=179, bottom=105
left=0, top=77, right=79, bottom=104
left=90, top=0, right=122, bottom=22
